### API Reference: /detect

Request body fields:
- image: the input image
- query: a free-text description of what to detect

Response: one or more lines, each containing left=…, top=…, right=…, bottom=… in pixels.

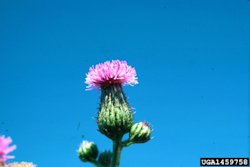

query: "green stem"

left=112, top=139, right=123, bottom=167
left=122, top=139, right=134, bottom=147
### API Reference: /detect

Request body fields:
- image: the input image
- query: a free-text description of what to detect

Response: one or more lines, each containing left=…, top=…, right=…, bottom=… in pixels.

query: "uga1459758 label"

left=200, top=158, right=249, bottom=166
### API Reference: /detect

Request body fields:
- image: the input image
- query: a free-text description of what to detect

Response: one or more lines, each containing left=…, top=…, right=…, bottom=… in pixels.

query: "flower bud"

left=98, top=150, right=112, bottom=167
left=78, top=141, right=98, bottom=162
left=98, top=84, right=133, bottom=140
left=129, top=122, right=152, bottom=143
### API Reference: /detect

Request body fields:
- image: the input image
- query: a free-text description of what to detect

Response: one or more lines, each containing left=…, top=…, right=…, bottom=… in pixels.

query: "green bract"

left=78, top=141, right=99, bottom=162
left=129, top=122, right=152, bottom=143
left=97, top=84, right=133, bottom=140
left=98, top=150, right=112, bottom=167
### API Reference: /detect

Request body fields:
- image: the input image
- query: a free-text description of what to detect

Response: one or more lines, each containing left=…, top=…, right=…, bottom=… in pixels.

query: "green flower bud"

left=78, top=140, right=99, bottom=162
left=129, top=122, right=152, bottom=143
left=98, top=150, right=112, bottom=167
left=98, top=84, right=133, bottom=140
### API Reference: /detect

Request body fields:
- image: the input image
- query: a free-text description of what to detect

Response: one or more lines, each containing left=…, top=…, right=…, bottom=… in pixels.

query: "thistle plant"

left=0, top=135, right=36, bottom=167
left=77, top=60, right=152, bottom=167
left=0, top=135, right=16, bottom=166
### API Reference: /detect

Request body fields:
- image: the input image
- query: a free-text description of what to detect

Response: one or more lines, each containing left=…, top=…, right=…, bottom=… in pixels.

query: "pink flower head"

left=85, top=60, right=138, bottom=89
left=0, top=135, right=16, bottom=163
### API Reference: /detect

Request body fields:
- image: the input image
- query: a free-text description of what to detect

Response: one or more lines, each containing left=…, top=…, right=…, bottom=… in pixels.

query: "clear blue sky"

left=0, top=0, right=249, bottom=166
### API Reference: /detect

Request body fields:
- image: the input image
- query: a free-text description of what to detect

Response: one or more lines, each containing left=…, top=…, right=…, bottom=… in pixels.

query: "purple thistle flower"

left=85, top=60, right=138, bottom=89
left=0, top=135, right=16, bottom=163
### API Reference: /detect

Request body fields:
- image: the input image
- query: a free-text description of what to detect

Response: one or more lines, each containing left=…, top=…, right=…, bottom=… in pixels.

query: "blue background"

left=0, top=0, right=249, bottom=166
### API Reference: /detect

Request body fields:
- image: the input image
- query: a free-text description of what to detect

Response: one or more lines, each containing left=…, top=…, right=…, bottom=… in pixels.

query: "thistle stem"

left=112, top=139, right=123, bottom=167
